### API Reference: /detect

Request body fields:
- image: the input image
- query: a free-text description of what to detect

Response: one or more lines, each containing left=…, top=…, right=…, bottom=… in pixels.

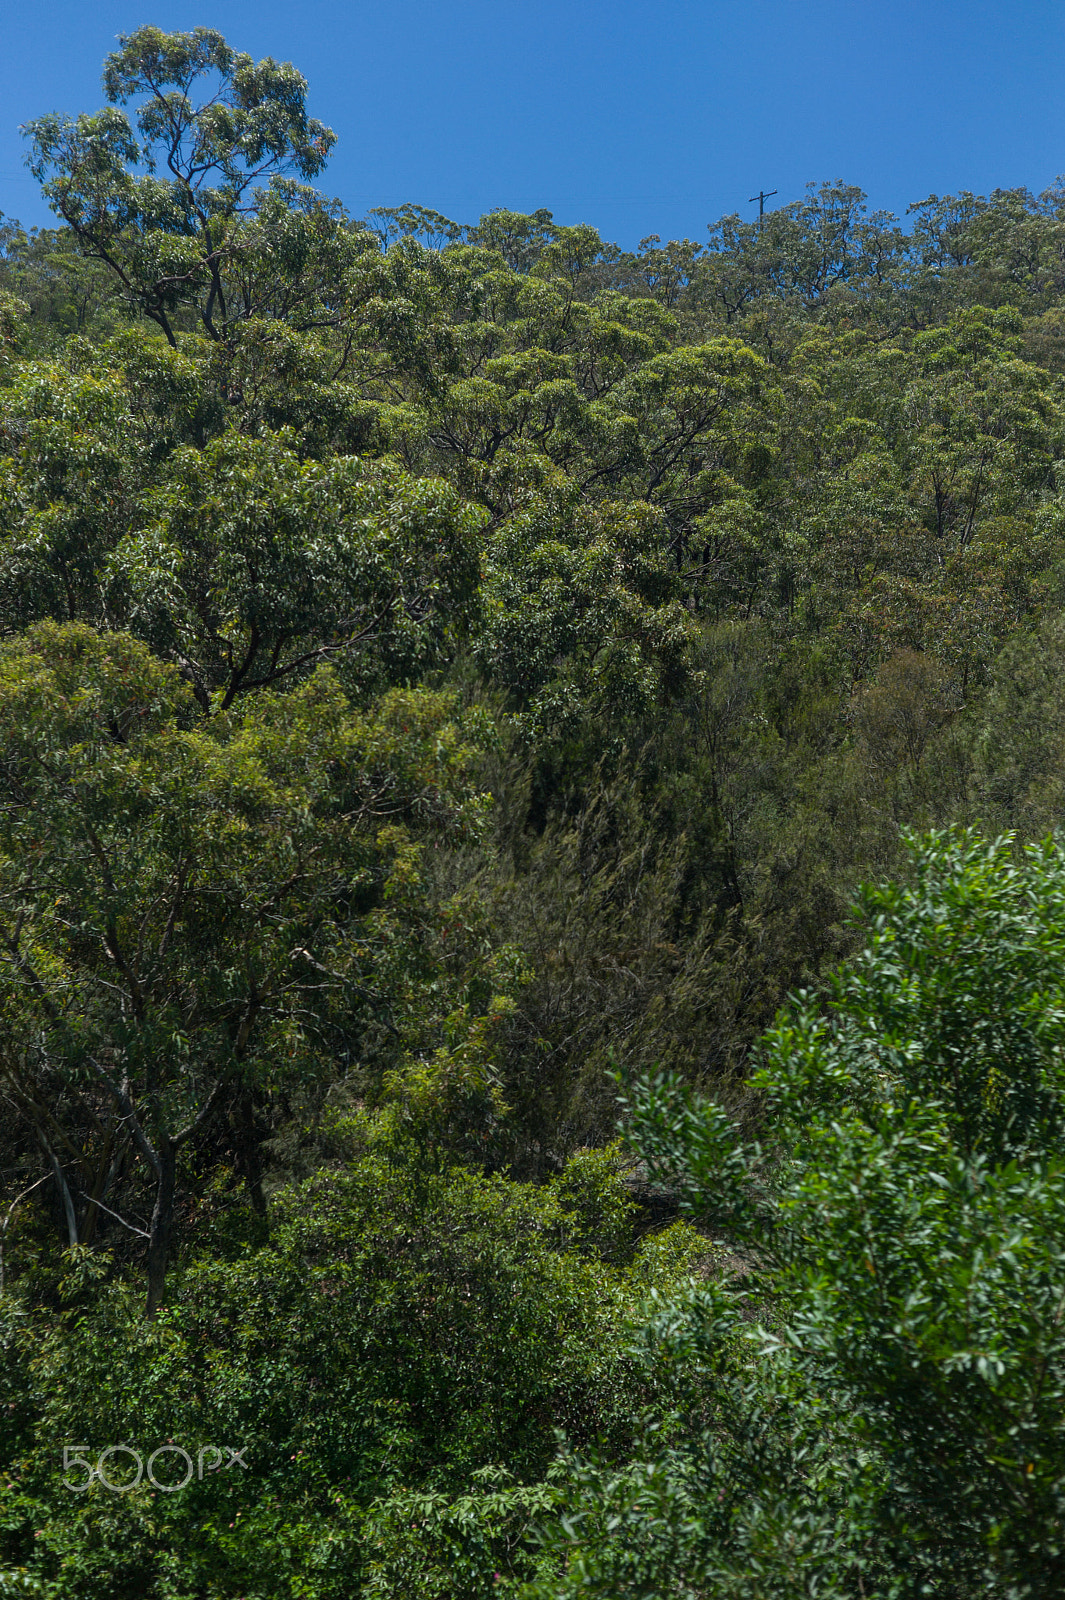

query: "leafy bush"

left=537, top=830, right=1065, bottom=1598
left=0, top=1146, right=697, bottom=1598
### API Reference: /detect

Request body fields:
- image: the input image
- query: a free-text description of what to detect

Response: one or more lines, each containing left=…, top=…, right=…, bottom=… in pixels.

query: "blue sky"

left=2, top=0, right=1063, bottom=249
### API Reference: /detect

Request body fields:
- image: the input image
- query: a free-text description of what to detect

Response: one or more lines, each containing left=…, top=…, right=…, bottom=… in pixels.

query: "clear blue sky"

left=2, top=0, right=1063, bottom=249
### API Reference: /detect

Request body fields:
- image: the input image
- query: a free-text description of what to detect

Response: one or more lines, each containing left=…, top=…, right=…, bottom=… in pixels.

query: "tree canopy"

left=25, top=27, right=338, bottom=346
left=5, top=24, right=1065, bottom=1600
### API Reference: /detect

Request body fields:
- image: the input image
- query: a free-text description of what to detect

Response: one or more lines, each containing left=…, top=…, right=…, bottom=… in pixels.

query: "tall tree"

left=24, top=27, right=337, bottom=346
left=0, top=624, right=492, bottom=1316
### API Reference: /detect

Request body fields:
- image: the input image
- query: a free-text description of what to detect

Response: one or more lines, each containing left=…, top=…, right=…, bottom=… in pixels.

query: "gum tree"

left=24, top=26, right=337, bottom=346
left=0, top=624, right=493, bottom=1317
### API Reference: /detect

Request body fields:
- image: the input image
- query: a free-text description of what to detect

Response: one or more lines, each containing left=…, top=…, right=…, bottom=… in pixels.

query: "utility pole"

left=748, top=188, right=777, bottom=224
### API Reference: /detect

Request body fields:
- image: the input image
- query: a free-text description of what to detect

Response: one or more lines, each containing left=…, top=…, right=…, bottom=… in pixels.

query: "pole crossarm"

left=748, top=188, right=778, bottom=220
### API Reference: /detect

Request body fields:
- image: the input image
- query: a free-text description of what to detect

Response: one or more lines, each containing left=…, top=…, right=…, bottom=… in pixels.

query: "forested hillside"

left=3, top=26, right=1065, bottom=1599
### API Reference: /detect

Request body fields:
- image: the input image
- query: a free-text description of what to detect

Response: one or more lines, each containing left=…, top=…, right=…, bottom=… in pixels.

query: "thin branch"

left=173, top=1078, right=226, bottom=1148
left=86, top=1057, right=162, bottom=1180
left=73, top=1190, right=150, bottom=1241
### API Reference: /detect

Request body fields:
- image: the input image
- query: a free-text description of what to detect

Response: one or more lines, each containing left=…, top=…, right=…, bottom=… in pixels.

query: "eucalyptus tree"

left=0, top=624, right=495, bottom=1317
left=24, top=26, right=340, bottom=347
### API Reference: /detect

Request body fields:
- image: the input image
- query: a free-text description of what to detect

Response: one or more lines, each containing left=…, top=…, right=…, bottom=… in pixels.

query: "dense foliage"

left=4, top=24, right=1065, bottom=1597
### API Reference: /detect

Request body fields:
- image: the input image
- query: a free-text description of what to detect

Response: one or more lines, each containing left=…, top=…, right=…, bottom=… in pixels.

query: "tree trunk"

left=38, top=1132, right=78, bottom=1250
left=145, top=1137, right=176, bottom=1320
left=236, top=1088, right=267, bottom=1217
